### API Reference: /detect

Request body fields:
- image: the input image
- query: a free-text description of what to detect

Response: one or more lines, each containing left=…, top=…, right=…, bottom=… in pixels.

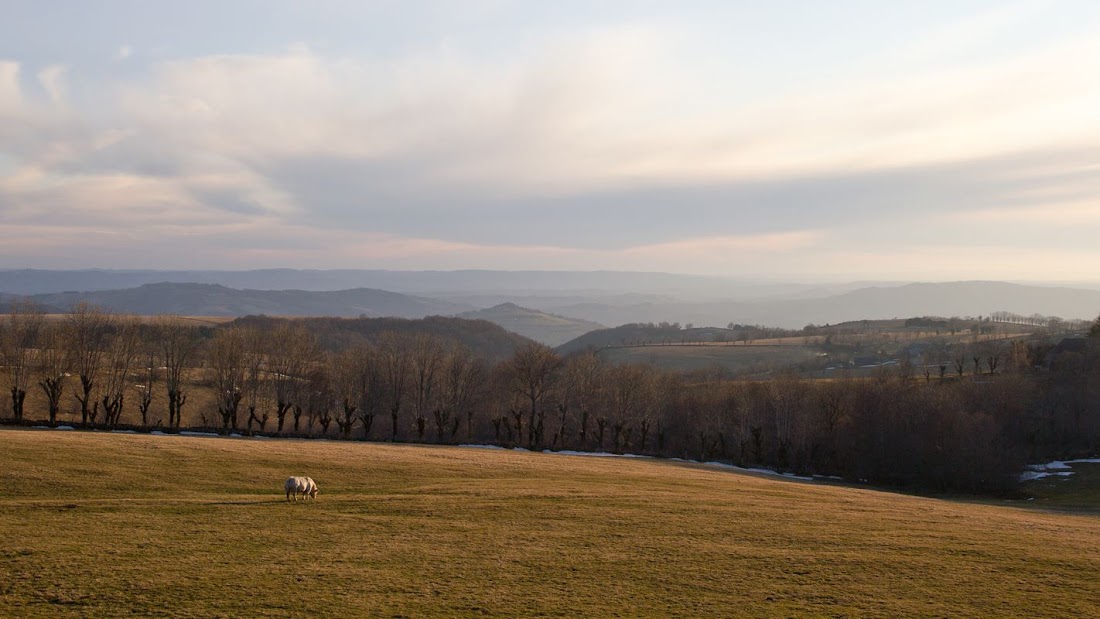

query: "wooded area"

left=3, top=301, right=1099, bottom=493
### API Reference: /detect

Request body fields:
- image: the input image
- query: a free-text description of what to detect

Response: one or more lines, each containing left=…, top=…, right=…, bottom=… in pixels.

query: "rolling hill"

left=456, top=303, right=603, bottom=346
left=25, top=283, right=472, bottom=319
left=227, top=314, right=533, bottom=361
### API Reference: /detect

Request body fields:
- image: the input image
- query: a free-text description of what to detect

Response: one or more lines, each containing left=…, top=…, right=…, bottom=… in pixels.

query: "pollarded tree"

left=332, top=345, right=373, bottom=439
left=505, top=342, right=562, bottom=449
left=36, top=321, right=68, bottom=425
left=242, top=327, right=270, bottom=434
left=157, top=317, right=204, bottom=428
left=1, top=299, right=44, bottom=421
left=99, top=316, right=142, bottom=427
left=66, top=303, right=111, bottom=425
left=267, top=324, right=320, bottom=434
left=208, top=327, right=247, bottom=433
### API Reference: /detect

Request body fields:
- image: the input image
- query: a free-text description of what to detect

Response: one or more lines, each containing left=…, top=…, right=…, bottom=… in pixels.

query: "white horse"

left=284, top=476, right=319, bottom=501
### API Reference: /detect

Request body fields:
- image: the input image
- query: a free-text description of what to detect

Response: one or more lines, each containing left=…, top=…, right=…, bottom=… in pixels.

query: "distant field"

left=40, top=314, right=235, bottom=326
left=2, top=429, right=1098, bottom=617
left=600, top=344, right=821, bottom=373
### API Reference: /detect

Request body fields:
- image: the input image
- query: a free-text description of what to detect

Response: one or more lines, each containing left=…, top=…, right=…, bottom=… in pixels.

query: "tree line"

left=2, top=301, right=1099, bottom=494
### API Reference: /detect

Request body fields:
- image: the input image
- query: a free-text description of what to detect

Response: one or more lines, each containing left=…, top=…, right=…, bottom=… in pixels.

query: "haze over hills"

left=23, top=283, right=472, bottom=319
left=456, top=303, right=604, bottom=347
left=0, top=268, right=884, bottom=300
left=2, top=272, right=1099, bottom=331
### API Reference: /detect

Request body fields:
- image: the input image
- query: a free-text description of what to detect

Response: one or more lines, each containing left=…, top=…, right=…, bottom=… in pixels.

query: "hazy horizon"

left=3, top=1, right=1100, bottom=280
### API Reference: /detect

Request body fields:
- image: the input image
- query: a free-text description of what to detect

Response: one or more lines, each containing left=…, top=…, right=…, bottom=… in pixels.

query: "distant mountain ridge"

left=457, top=303, right=604, bottom=346
left=26, top=283, right=472, bottom=319
left=4, top=274, right=1098, bottom=330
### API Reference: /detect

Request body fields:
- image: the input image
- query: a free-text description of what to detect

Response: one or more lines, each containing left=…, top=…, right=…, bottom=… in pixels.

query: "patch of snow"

left=150, top=430, right=167, bottom=435
left=111, top=430, right=137, bottom=434
left=544, top=450, right=650, bottom=458
left=31, top=425, right=49, bottom=429
left=179, top=431, right=219, bottom=437
left=1019, top=457, right=1100, bottom=481
left=55, top=425, right=75, bottom=430
left=229, top=433, right=243, bottom=438
left=457, top=444, right=506, bottom=450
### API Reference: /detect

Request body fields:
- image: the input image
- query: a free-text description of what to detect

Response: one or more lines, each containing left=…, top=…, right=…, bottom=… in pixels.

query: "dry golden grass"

left=2, top=429, right=1098, bottom=617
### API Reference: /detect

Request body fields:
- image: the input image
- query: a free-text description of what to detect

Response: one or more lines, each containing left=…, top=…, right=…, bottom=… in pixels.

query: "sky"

left=1, top=0, right=1099, bottom=281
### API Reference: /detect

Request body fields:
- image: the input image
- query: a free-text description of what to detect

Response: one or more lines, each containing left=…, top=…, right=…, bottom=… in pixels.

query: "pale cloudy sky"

left=1, top=1, right=1099, bottom=280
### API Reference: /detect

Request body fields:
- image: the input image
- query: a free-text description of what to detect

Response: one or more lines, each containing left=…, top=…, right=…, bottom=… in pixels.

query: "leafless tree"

left=378, top=331, right=412, bottom=441
left=410, top=333, right=446, bottom=442
left=438, top=343, right=486, bottom=442
left=65, top=303, right=110, bottom=425
left=267, top=323, right=320, bottom=433
left=2, top=299, right=44, bottom=421
left=604, top=363, right=655, bottom=453
left=99, top=316, right=142, bottom=427
left=36, top=322, right=68, bottom=425
left=157, top=317, right=203, bottom=428
left=241, top=328, right=270, bottom=434
left=208, top=327, right=247, bottom=433
left=333, top=345, right=378, bottom=439
left=135, top=341, right=158, bottom=427
left=505, top=342, right=562, bottom=449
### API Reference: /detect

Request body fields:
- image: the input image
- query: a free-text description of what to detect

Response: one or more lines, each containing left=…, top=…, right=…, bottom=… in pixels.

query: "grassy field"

left=2, top=429, right=1099, bottom=617
left=600, top=344, right=821, bottom=374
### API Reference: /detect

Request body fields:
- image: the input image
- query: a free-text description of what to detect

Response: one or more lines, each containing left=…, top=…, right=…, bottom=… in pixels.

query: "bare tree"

left=438, top=343, right=486, bottom=442
left=135, top=341, right=158, bottom=427
left=410, top=333, right=446, bottom=442
left=505, top=343, right=562, bottom=449
left=267, top=324, right=320, bottom=433
left=237, top=328, right=270, bottom=434
left=99, top=316, right=142, bottom=427
left=604, top=363, right=655, bottom=453
left=157, top=317, right=203, bottom=429
left=208, top=327, right=247, bottom=433
left=2, top=299, right=44, bottom=421
left=66, top=303, right=110, bottom=425
left=333, top=346, right=377, bottom=439
left=36, top=321, right=68, bottom=425
left=378, top=331, right=412, bottom=441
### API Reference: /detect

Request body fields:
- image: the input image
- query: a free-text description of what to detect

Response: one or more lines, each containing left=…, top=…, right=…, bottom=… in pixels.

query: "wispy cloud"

left=1, top=3, right=1099, bottom=278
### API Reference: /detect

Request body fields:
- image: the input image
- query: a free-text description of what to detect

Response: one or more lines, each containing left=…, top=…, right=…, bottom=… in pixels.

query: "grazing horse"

left=284, top=476, right=319, bottom=501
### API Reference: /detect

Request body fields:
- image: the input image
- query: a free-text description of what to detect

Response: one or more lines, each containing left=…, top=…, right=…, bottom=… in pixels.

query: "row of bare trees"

left=3, top=302, right=1099, bottom=493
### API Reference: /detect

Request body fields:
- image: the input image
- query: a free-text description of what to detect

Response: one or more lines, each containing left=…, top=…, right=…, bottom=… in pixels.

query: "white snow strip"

left=111, top=430, right=137, bottom=434
left=150, top=430, right=166, bottom=435
left=55, top=425, right=75, bottom=430
left=1020, top=457, right=1100, bottom=481
left=457, top=444, right=506, bottom=450
left=179, top=431, right=219, bottom=437
left=544, top=450, right=651, bottom=459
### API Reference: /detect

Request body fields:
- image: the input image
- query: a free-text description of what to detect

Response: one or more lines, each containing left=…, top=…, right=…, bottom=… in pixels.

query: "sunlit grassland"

left=2, top=429, right=1098, bottom=617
